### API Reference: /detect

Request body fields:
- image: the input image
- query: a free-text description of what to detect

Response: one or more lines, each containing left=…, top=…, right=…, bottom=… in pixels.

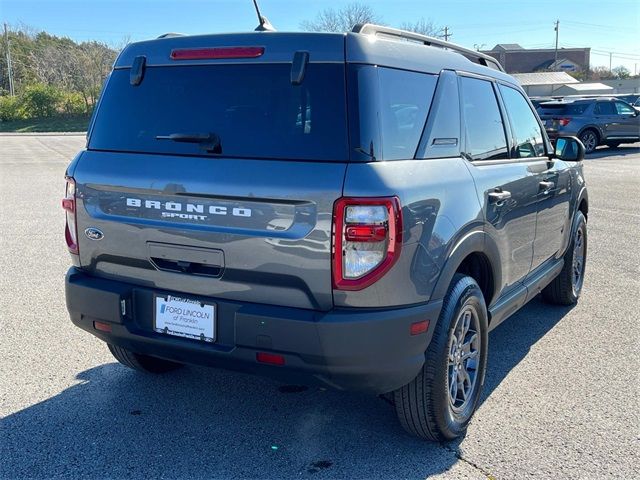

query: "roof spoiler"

left=352, top=23, right=505, bottom=72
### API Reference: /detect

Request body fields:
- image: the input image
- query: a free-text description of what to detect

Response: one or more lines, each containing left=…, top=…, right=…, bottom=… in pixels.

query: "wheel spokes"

left=447, top=305, right=482, bottom=411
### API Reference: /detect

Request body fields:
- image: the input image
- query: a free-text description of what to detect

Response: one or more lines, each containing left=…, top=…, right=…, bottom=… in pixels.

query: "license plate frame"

left=153, top=294, right=216, bottom=343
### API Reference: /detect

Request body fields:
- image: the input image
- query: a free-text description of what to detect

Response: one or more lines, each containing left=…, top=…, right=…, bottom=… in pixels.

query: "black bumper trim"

left=65, top=268, right=442, bottom=393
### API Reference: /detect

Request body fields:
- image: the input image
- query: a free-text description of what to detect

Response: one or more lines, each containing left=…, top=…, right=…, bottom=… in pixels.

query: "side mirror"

left=554, top=136, right=585, bottom=162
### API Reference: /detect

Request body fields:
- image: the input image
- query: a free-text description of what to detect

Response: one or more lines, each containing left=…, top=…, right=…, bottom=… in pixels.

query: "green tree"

left=611, top=65, right=631, bottom=79
left=20, top=83, right=63, bottom=117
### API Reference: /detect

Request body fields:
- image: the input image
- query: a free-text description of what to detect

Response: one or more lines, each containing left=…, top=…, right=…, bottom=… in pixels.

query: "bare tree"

left=399, top=18, right=441, bottom=37
left=300, top=2, right=382, bottom=33
left=72, top=41, right=116, bottom=113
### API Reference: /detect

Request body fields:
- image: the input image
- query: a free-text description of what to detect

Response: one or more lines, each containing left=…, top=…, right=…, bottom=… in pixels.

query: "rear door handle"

left=488, top=190, right=511, bottom=204
left=539, top=181, right=554, bottom=192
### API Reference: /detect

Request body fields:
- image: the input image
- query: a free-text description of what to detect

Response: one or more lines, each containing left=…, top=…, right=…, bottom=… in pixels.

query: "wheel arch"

left=577, top=125, right=603, bottom=143
left=431, top=230, right=502, bottom=308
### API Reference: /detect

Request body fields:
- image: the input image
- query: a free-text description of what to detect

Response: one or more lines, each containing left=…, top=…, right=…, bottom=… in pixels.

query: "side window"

left=594, top=102, right=616, bottom=115
left=377, top=68, right=437, bottom=160
left=460, top=76, right=509, bottom=161
left=615, top=101, right=635, bottom=115
left=417, top=70, right=461, bottom=159
left=498, top=84, right=545, bottom=158
left=565, top=103, right=588, bottom=115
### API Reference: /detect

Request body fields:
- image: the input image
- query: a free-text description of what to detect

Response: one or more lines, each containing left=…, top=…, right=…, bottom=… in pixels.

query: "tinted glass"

left=594, top=102, right=616, bottom=115
left=537, top=103, right=588, bottom=115
left=377, top=68, right=437, bottom=160
left=418, top=70, right=461, bottom=159
left=89, top=64, right=348, bottom=161
left=499, top=85, right=545, bottom=158
left=615, top=101, right=635, bottom=115
left=460, top=77, right=508, bottom=161
left=565, top=103, right=589, bottom=115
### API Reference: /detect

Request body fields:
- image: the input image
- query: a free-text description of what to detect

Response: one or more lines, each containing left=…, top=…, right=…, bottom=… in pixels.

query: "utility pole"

left=609, top=52, right=612, bottom=72
left=553, top=20, right=559, bottom=70
left=3, top=23, right=14, bottom=96
left=443, top=26, right=451, bottom=42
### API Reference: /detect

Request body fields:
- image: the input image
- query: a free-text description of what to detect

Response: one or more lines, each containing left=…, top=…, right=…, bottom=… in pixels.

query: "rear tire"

left=543, top=211, right=587, bottom=305
left=606, top=142, right=621, bottom=148
left=393, top=274, right=488, bottom=441
left=579, top=129, right=599, bottom=154
left=108, top=344, right=183, bottom=373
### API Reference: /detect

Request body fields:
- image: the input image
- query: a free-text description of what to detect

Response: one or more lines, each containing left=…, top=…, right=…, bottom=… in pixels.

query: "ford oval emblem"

left=85, top=228, right=104, bottom=241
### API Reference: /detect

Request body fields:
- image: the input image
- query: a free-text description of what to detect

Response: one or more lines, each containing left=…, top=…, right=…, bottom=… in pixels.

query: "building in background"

left=481, top=44, right=591, bottom=74
left=512, top=72, right=640, bottom=98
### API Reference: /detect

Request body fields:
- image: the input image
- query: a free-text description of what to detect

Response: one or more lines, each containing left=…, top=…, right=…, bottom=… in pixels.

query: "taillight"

left=558, top=118, right=571, bottom=126
left=332, top=197, right=402, bottom=290
left=62, top=177, right=78, bottom=254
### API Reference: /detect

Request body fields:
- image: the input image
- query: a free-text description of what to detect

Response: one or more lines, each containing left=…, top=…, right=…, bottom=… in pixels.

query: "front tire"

left=393, top=274, right=488, bottom=441
left=108, top=344, right=184, bottom=373
left=542, top=211, right=587, bottom=305
left=579, top=129, right=599, bottom=154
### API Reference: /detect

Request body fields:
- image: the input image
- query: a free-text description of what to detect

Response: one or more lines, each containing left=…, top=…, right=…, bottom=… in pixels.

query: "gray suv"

left=538, top=97, right=640, bottom=153
left=64, top=24, right=589, bottom=441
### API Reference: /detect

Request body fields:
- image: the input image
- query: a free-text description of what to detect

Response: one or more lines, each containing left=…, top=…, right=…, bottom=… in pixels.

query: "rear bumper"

left=65, top=268, right=442, bottom=394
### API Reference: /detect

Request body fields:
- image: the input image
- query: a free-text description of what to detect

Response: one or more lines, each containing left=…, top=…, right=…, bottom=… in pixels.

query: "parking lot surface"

left=1, top=135, right=638, bottom=479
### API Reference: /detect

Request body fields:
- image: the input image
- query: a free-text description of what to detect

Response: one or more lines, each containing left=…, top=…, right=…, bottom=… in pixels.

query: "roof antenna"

left=252, top=0, right=276, bottom=31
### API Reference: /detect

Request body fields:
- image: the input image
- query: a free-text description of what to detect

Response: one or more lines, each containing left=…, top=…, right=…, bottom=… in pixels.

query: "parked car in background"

left=537, top=97, right=640, bottom=153
left=615, top=93, right=640, bottom=105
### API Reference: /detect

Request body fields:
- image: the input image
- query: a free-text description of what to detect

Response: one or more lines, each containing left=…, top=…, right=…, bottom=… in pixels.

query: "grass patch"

left=0, top=115, right=89, bottom=133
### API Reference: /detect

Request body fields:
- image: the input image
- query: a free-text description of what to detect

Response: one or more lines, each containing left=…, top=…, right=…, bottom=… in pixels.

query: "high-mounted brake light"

left=62, top=177, right=78, bottom=255
left=170, top=46, right=265, bottom=60
left=332, top=197, right=402, bottom=291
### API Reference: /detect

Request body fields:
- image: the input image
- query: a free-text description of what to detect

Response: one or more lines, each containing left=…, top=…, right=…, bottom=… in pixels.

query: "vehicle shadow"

left=586, top=143, right=639, bottom=159
left=1, top=297, right=571, bottom=479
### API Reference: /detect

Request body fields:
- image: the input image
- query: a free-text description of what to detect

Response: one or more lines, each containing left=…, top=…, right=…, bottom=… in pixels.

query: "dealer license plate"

left=154, top=295, right=215, bottom=342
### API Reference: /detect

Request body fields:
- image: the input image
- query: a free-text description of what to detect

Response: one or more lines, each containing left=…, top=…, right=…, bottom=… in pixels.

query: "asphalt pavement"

left=1, top=135, right=638, bottom=479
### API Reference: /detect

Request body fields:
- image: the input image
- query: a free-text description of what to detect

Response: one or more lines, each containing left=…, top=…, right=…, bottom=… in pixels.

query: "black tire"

left=108, top=344, right=183, bottom=373
left=579, top=129, right=599, bottom=154
left=393, top=274, right=488, bottom=441
left=606, top=142, right=621, bottom=149
left=543, top=211, right=587, bottom=305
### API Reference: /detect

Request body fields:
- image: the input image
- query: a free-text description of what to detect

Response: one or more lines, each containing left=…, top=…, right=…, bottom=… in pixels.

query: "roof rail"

left=352, top=23, right=505, bottom=72
left=157, top=32, right=185, bottom=39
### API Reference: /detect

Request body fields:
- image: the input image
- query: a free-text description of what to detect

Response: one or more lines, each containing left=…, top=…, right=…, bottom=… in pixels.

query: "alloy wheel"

left=580, top=131, right=597, bottom=153
left=447, top=305, right=481, bottom=414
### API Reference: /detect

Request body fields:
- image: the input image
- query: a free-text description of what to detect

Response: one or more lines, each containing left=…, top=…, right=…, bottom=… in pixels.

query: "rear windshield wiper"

left=156, top=132, right=222, bottom=154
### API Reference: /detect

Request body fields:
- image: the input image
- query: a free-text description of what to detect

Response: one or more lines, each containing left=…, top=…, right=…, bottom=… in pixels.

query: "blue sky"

left=2, top=0, right=639, bottom=72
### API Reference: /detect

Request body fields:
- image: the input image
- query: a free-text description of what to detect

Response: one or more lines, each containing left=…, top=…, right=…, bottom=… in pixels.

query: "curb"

left=0, top=132, right=86, bottom=137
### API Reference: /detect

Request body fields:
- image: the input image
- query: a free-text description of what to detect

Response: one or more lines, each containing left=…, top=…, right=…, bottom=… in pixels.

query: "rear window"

left=537, top=103, right=589, bottom=116
left=89, top=64, right=348, bottom=161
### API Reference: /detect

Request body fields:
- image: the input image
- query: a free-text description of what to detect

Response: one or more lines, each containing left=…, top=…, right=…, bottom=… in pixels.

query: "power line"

left=562, top=20, right=636, bottom=31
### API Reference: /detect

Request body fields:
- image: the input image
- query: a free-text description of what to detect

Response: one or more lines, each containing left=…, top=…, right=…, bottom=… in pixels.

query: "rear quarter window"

left=348, top=66, right=437, bottom=161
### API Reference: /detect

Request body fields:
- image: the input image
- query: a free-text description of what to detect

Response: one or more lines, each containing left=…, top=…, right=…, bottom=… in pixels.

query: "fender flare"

left=430, top=229, right=502, bottom=307
left=576, top=185, right=589, bottom=219
left=558, top=184, right=589, bottom=258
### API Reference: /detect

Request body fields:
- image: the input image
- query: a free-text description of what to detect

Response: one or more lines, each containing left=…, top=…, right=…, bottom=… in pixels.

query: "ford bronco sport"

left=64, top=24, right=589, bottom=441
